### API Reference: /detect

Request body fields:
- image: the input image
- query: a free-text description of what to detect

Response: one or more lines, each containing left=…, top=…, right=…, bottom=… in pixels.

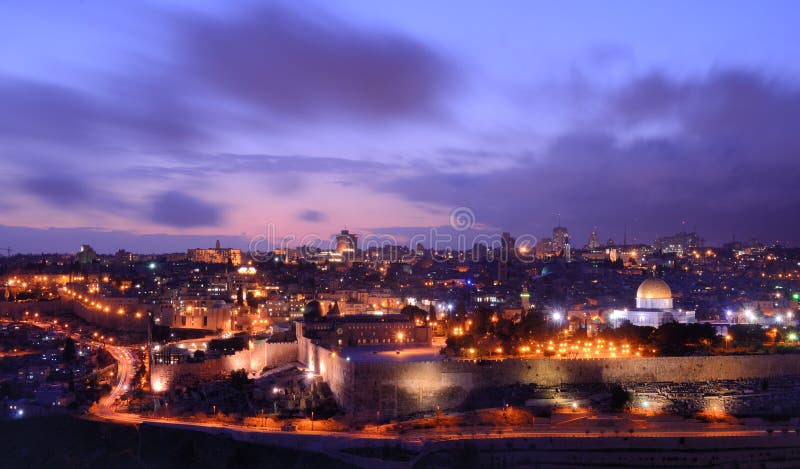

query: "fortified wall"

left=150, top=341, right=297, bottom=391
left=299, top=334, right=353, bottom=409
left=0, top=300, right=65, bottom=317
left=0, top=298, right=149, bottom=332
left=67, top=299, right=148, bottom=332
left=148, top=325, right=800, bottom=421
left=299, top=345, right=800, bottom=421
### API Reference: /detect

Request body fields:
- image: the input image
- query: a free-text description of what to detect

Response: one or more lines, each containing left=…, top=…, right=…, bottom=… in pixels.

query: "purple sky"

left=1, top=0, right=799, bottom=253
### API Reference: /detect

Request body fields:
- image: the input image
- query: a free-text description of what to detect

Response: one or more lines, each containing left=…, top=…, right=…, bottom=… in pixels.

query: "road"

left=95, top=345, right=136, bottom=412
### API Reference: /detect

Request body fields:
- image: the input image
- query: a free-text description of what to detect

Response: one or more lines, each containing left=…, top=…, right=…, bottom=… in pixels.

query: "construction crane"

left=0, top=247, right=11, bottom=256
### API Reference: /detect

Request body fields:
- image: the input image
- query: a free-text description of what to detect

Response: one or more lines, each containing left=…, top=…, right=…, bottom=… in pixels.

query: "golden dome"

left=636, top=278, right=672, bottom=300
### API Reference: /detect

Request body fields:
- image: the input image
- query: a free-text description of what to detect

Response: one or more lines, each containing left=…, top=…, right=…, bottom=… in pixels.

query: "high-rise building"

left=497, top=232, right=515, bottom=282
left=586, top=230, right=601, bottom=250
left=335, top=229, right=358, bottom=255
left=76, top=244, right=97, bottom=264
left=553, top=226, right=569, bottom=251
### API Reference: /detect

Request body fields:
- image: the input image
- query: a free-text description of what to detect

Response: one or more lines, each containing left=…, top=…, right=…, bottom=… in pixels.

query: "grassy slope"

left=0, top=416, right=353, bottom=468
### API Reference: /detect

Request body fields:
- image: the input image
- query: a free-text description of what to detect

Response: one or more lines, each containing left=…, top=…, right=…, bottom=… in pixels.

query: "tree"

left=603, top=323, right=655, bottom=344
left=472, top=306, right=495, bottom=335
left=653, top=323, right=717, bottom=355
left=400, top=305, right=427, bottom=322
left=609, top=384, right=632, bottom=411
left=494, top=318, right=518, bottom=352
left=519, top=306, right=547, bottom=341
left=729, top=324, right=768, bottom=350
left=442, top=335, right=477, bottom=357
left=230, top=369, right=250, bottom=390
left=62, top=337, right=77, bottom=363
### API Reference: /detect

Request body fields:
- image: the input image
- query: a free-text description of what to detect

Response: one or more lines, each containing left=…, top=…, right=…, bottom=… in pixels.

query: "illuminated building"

left=172, top=299, right=233, bottom=331
left=335, top=229, right=358, bottom=255
left=553, top=226, right=569, bottom=251
left=654, top=231, right=702, bottom=254
left=609, top=277, right=696, bottom=328
left=535, top=237, right=555, bottom=258
left=298, top=301, right=431, bottom=347
left=187, top=240, right=242, bottom=266
left=520, top=287, right=531, bottom=312
left=76, top=244, right=97, bottom=264
left=586, top=230, right=601, bottom=250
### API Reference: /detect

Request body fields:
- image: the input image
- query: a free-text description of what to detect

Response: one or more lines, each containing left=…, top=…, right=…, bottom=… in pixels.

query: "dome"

left=540, top=261, right=566, bottom=277
left=635, top=278, right=674, bottom=310
left=636, top=278, right=672, bottom=300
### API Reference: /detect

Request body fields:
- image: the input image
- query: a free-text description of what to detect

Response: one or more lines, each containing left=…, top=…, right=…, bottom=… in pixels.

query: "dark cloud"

left=175, top=4, right=455, bottom=122
left=296, top=209, right=325, bottom=223
left=20, top=174, right=134, bottom=214
left=126, top=153, right=394, bottom=198
left=21, top=175, right=91, bottom=208
left=128, top=152, right=395, bottom=178
left=148, top=191, right=223, bottom=228
left=18, top=175, right=224, bottom=230
left=378, top=69, right=800, bottom=245
left=202, top=153, right=394, bottom=175
left=0, top=79, right=100, bottom=146
left=0, top=3, right=457, bottom=172
left=0, top=75, right=201, bottom=150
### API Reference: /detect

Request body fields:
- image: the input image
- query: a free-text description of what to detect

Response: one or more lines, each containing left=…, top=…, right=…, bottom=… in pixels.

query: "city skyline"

left=5, top=3, right=800, bottom=466
left=2, top=1, right=800, bottom=251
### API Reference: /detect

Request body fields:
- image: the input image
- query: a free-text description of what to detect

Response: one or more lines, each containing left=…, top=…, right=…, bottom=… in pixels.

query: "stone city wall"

left=302, top=335, right=353, bottom=410
left=0, top=300, right=65, bottom=317
left=0, top=298, right=148, bottom=332
left=334, top=355, right=800, bottom=420
left=68, top=299, right=149, bottom=332
left=150, top=341, right=298, bottom=391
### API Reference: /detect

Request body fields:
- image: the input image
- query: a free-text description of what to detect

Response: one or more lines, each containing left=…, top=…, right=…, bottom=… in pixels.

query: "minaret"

left=520, top=287, right=531, bottom=313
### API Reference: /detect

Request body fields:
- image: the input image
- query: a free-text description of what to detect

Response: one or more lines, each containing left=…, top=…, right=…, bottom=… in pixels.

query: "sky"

left=1, top=0, right=799, bottom=253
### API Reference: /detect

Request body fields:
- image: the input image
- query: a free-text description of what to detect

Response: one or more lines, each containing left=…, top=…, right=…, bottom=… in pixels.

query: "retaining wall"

left=339, top=355, right=800, bottom=420
left=150, top=341, right=298, bottom=391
